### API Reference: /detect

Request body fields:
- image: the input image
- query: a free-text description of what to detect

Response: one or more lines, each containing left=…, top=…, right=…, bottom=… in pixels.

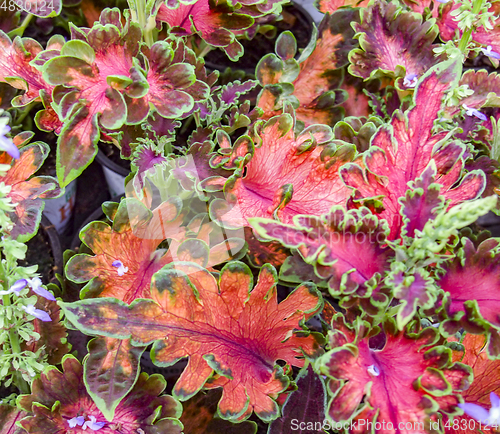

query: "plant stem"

left=458, top=0, right=485, bottom=53
left=9, top=13, right=33, bottom=38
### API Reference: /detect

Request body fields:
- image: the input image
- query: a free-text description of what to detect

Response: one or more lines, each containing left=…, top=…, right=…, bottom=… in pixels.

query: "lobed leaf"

left=60, top=262, right=323, bottom=421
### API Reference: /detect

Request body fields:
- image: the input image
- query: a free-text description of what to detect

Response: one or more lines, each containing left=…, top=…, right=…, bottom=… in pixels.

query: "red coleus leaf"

left=445, top=334, right=500, bottom=434
left=0, top=31, right=54, bottom=107
left=84, top=337, right=145, bottom=421
left=17, top=355, right=183, bottom=433
left=268, top=364, right=327, bottom=434
left=256, top=10, right=358, bottom=127
left=438, top=237, right=500, bottom=358
left=156, top=0, right=253, bottom=60
left=340, top=59, right=485, bottom=240
left=348, top=0, right=439, bottom=81
left=316, top=0, right=370, bottom=14
left=0, top=405, right=27, bottom=434
left=205, top=113, right=357, bottom=227
left=244, top=227, right=289, bottom=268
left=0, top=137, right=60, bottom=242
left=42, top=9, right=146, bottom=186
left=65, top=197, right=184, bottom=303
left=249, top=206, right=392, bottom=301
left=60, top=262, right=323, bottom=421
left=316, top=317, right=472, bottom=433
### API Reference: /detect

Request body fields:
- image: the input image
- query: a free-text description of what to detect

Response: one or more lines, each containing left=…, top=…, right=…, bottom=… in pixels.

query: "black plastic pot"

left=95, top=149, right=130, bottom=198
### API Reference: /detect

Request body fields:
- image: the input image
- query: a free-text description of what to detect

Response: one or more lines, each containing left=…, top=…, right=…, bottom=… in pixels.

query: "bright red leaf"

left=340, top=59, right=485, bottom=240
left=60, top=262, right=323, bottom=421
left=316, top=0, right=370, bottom=14
left=317, top=317, right=472, bottom=433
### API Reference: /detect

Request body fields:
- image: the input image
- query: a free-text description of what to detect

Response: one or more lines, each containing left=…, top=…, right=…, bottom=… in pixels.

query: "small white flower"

left=112, top=260, right=128, bottom=276
left=22, top=304, right=52, bottom=322
left=67, top=416, right=85, bottom=428
left=481, top=45, right=500, bottom=60
left=463, top=104, right=487, bottom=121
left=82, top=415, right=105, bottom=431
left=367, top=364, right=380, bottom=376
left=403, top=73, right=418, bottom=88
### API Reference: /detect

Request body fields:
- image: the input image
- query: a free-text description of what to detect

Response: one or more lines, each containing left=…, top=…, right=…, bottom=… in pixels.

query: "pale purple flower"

left=481, top=45, right=500, bottom=60
left=82, top=415, right=105, bottom=431
left=0, top=279, right=27, bottom=295
left=435, top=0, right=449, bottom=3
left=403, top=73, right=418, bottom=88
left=367, top=364, right=380, bottom=376
left=67, top=416, right=85, bottom=428
left=22, top=304, right=52, bottom=322
left=27, top=277, right=55, bottom=301
left=458, top=392, right=500, bottom=426
left=112, top=260, right=128, bottom=276
left=0, top=123, right=20, bottom=159
left=463, top=104, right=487, bottom=121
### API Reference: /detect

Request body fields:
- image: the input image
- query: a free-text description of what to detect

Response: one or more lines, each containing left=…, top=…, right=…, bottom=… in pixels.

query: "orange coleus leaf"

left=316, top=0, right=370, bottom=14
left=60, top=261, right=324, bottom=421
left=445, top=334, right=500, bottom=434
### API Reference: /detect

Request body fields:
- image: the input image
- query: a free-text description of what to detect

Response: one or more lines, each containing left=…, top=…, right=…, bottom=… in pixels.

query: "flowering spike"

left=0, top=121, right=19, bottom=159
left=463, top=104, right=487, bottom=121
left=458, top=392, right=500, bottom=426
left=82, top=415, right=105, bottom=430
left=0, top=278, right=27, bottom=295
left=22, top=305, right=52, bottom=322
left=27, top=277, right=55, bottom=301
left=67, top=416, right=85, bottom=427
left=481, top=45, right=500, bottom=59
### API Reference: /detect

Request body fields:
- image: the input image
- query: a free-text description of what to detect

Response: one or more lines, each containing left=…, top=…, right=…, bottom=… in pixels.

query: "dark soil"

left=18, top=226, right=56, bottom=284
left=99, top=142, right=131, bottom=172
left=205, top=4, right=314, bottom=73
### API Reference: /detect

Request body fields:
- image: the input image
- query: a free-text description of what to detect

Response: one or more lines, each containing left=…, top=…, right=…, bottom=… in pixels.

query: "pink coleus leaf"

left=156, top=0, right=253, bottom=61
left=340, top=59, right=485, bottom=240
left=316, top=316, right=472, bottom=433
left=17, top=355, right=183, bottom=433
left=256, top=10, right=359, bottom=127
left=205, top=113, right=357, bottom=227
left=348, top=0, right=440, bottom=81
left=0, top=136, right=61, bottom=242
left=41, top=9, right=147, bottom=187
left=438, top=237, right=500, bottom=358
left=249, top=206, right=393, bottom=301
left=84, top=337, right=145, bottom=421
left=0, top=31, right=54, bottom=107
left=268, top=364, right=327, bottom=434
left=0, top=405, right=27, bottom=434
left=60, top=262, right=323, bottom=421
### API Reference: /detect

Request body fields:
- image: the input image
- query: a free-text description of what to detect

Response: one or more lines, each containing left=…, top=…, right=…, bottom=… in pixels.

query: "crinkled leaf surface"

left=0, top=139, right=60, bottom=242
left=316, top=318, right=472, bottom=432
left=206, top=114, right=357, bottom=227
left=18, top=355, right=183, bottom=434
left=268, top=364, right=326, bottom=434
left=439, top=238, right=500, bottom=356
left=250, top=207, right=393, bottom=299
left=316, top=0, right=369, bottom=14
left=348, top=1, right=439, bottom=80
left=60, top=262, right=323, bottom=421
left=341, top=59, right=485, bottom=240
left=18, top=0, right=62, bottom=17
left=84, top=337, right=145, bottom=421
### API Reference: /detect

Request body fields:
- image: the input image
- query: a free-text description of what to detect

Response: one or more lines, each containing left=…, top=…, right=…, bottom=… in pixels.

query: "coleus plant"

left=5, top=0, right=500, bottom=432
